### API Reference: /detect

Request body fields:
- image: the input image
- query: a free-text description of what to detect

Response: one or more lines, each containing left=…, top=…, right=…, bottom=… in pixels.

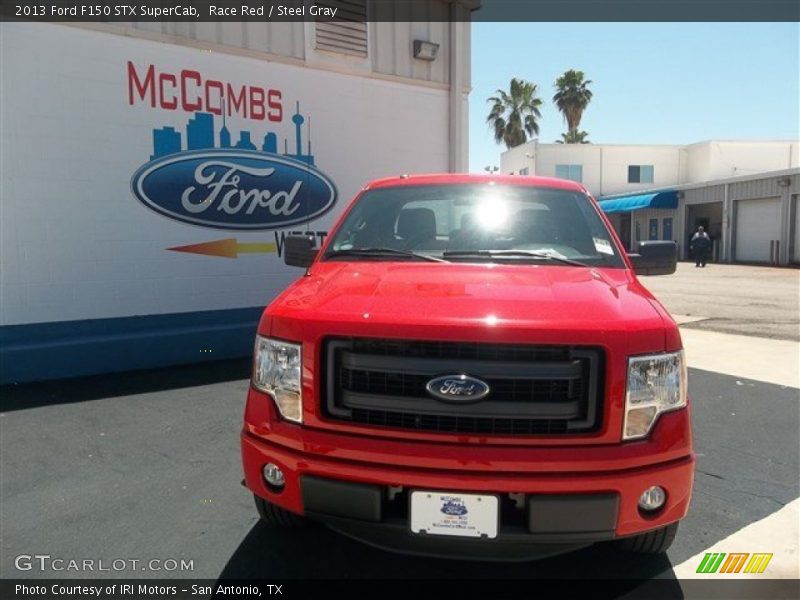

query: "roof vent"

left=315, top=1, right=368, bottom=57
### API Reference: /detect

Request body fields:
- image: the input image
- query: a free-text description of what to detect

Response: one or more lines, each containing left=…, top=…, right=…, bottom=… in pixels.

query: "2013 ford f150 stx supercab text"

left=241, top=174, right=694, bottom=560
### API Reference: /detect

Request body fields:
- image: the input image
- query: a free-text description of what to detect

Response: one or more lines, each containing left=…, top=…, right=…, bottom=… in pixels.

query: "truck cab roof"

left=364, top=173, right=589, bottom=194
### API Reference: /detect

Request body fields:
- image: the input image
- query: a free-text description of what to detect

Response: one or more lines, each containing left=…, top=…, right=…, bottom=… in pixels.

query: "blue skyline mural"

left=150, top=102, right=315, bottom=165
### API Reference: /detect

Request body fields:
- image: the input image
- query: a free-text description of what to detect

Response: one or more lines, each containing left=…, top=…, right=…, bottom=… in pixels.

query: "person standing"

left=690, top=226, right=711, bottom=267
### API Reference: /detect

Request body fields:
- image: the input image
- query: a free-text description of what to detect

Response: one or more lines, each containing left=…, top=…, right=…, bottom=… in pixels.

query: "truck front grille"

left=323, top=338, right=603, bottom=436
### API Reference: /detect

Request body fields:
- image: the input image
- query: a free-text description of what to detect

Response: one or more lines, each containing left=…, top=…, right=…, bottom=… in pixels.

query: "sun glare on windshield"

left=475, top=197, right=508, bottom=230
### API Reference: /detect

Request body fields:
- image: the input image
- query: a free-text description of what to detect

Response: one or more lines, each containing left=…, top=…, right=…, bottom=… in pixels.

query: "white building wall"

left=690, top=141, right=800, bottom=181
left=105, top=21, right=307, bottom=60
left=592, top=145, right=685, bottom=197
left=81, top=4, right=463, bottom=88
left=500, top=142, right=687, bottom=197
left=499, top=142, right=536, bottom=176
left=0, top=22, right=455, bottom=328
left=501, top=140, right=798, bottom=197
left=685, top=142, right=713, bottom=183
left=533, top=144, right=603, bottom=194
left=372, top=20, right=454, bottom=85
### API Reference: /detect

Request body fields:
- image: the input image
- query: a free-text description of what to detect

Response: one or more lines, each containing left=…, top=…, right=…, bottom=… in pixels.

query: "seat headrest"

left=514, top=209, right=547, bottom=226
left=514, top=209, right=557, bottom=242
left=397, top=208, right=436, bottom=241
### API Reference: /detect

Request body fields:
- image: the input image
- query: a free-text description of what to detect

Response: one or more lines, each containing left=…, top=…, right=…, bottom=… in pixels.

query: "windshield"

left=326, top=183, right=624, bottom=267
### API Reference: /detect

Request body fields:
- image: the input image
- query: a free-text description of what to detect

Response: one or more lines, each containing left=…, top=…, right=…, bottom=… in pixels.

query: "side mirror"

left=628, top=241, right=677, bottom=276
left=283, top=235, right=318, bottom=268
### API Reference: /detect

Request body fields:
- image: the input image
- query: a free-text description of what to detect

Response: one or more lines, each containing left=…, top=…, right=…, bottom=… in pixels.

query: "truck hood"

left=266, top=261, right=672, bottom=348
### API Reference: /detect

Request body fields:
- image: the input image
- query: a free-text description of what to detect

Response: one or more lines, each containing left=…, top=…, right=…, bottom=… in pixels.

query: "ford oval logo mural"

left=426, top=374, right=491, bottom=404
left=131, top=150, right=337, bottom=230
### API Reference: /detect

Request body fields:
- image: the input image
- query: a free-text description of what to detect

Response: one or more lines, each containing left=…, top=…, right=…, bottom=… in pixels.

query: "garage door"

left=794, top=197, right=800, bottom=264
left=735, top=197, right=781, bottom=263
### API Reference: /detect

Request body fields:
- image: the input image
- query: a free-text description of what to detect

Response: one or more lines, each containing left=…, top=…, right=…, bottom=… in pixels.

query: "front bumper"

left=241, top=419, right=695, bottom=559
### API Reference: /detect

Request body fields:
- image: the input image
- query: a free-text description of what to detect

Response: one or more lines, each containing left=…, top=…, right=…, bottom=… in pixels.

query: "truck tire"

left=617, top=523, right=679, bottom=554
left=254, top=495, right=307, bottom=527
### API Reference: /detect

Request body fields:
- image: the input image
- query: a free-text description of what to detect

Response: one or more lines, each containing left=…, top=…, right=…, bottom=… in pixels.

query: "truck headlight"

left=624, top=350, right=687, bottom=440
left=252, top=336, right=302, bottom=423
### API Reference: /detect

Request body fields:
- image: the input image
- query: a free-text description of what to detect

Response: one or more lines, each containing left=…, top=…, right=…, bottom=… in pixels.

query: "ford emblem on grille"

left=425, top=375, right=490, bottom=404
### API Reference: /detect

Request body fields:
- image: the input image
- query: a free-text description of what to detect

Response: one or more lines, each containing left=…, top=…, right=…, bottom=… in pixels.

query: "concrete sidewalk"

left=679, top=326, right=799, bottom=389
left=668, top=499, right=800, bottom=580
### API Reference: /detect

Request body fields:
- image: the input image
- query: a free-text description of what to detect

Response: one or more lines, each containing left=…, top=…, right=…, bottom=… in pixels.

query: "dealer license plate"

left=410, top=491, right=499, bottom=539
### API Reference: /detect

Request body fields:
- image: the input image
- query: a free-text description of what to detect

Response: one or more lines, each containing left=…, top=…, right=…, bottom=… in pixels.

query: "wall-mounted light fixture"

left=777, top=176, right=792, bottom=187
left=413, top=40, right=440, bottom=61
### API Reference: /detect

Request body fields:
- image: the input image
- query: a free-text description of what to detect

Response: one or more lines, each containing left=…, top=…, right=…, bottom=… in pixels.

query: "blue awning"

left=598, top=191, right=678, bottom=214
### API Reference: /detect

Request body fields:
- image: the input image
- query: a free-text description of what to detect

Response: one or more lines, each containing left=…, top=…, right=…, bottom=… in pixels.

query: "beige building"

left=501, top=140, right=799, bottom=198
left=501, top=140, right=800, bottom=266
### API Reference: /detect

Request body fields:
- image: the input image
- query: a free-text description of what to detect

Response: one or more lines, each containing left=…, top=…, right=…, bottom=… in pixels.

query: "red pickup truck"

left=241, top=174, right=694, bottom=560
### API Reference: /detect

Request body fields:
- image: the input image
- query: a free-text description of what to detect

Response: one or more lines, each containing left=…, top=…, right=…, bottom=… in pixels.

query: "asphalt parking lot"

left=641, top=263, right=800, bottom=341
left=1, top=264, right=799, bottom=588
left=1, top=361, right=797, bottom=582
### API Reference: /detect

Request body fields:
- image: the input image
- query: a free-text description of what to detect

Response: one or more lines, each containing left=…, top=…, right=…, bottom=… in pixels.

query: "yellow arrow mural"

left=167, top=238, right=277, bottom=259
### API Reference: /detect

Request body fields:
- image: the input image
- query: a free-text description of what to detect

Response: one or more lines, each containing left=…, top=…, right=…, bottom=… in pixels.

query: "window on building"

left=315, top=1, right=368, bottom=57
left=649, top=218, right=659, bottom=240
left=628, top=165, right=654, bottom=184
left=519, top=167, right=529, bottom=175
left=663, top=217, right=673, bottom=241
left=555, top=164, right=583, bottom=182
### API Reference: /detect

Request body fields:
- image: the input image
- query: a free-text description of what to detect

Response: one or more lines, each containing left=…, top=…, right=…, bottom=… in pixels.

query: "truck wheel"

left=617, top=523, right=679, bottom=554
left=254, top=495, right=307, bottom=527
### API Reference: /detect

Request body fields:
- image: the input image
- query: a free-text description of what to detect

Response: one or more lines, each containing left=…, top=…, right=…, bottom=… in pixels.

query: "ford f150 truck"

left=241, top=174, right=694, bottom=560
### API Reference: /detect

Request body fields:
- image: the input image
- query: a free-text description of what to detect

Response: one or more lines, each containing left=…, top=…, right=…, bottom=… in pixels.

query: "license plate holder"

left=409, top=490, right=499, bottom=539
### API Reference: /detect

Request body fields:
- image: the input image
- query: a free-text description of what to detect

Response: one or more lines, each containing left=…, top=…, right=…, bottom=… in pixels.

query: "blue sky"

left=469, top=23, right=800, bottom=172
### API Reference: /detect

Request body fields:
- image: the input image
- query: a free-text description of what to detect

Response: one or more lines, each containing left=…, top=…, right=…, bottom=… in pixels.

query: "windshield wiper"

left=324, top=247, right=449, bottom=263
left=442, top=250, right=591, bottom=268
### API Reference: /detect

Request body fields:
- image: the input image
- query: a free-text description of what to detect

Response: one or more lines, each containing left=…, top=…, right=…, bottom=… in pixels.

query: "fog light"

left=263, top=463, right=285, bottom=489
left=638, top=486, right=666, bottom=511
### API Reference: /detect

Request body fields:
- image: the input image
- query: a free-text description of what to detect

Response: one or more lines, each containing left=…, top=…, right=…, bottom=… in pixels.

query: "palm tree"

left=553, top=70, right=593, bottom=142
left=486, top=78, right=543, bottom=149
left=556, top=130, right=590, bottom=144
